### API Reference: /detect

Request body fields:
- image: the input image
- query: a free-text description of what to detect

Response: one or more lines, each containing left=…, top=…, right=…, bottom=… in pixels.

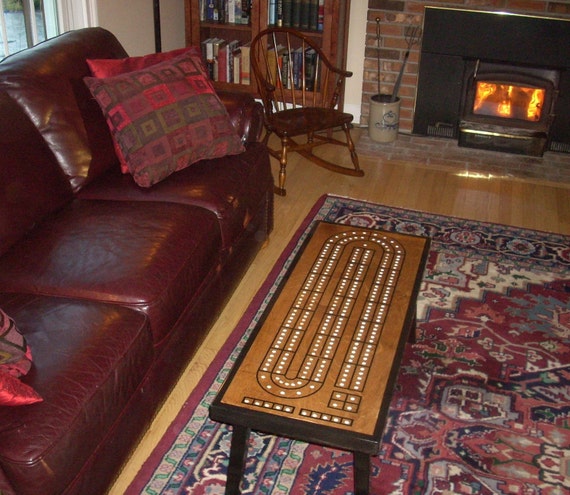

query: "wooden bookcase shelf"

left=185, top=1, right=350, bottom=97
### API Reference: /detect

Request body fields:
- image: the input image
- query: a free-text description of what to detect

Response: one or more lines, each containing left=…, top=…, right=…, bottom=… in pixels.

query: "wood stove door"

left=458, top=60, right=559, bottom=156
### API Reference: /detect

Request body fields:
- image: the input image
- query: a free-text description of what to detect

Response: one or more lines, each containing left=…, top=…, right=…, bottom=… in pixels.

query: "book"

left=292, top=0, right=301, bottom=28
left=309, top=0, right=318, bottom=31
left=212, top=39, right=227, bottom=81
left=282, top=0, right=292, bottom=27
left=276, top=0, right=283, bottom=26
left=226, top=39, right=241, bottom=81
left=267, top=44, right=285, bottom=87
left=217, top=42, right=228, bottom=82
left=201, top=37, right=216, bottom=78
left=233, top=49, right=242, bottom=83
left=240, top=0, right=250, bottom=24
left=240, top=41, right=251, bottom=85
left=227, top=0, right=236, bottom=23
left=304, top=47, right=317, bottom=90
left=268, top=0, right=276, bottom=25
left=205, top=1, right=216, bottom=21
left=317, top=0, right=324, bottom=31
left=300, top=0, right=309, bottom=30
left=280, top=51, right=291, bottom=89
left=292, top=46, right=304, bottom=89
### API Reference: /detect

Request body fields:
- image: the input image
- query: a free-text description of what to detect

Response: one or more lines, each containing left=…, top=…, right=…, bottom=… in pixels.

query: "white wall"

left=95, top=1, right=365, bottom=121
left=344, top=2, right=366, bottom=124
left=96, top=0, right=185, bottom=56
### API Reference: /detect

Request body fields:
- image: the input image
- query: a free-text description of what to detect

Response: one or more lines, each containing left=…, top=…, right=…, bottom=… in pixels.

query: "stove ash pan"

left=458, top=61, right=560, bottom=156
left=413, top=7, right=570, bottom=155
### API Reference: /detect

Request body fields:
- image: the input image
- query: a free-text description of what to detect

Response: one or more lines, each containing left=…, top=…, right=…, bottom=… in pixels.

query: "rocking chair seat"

left=266, top=107, right=354, bottom=137
left=251, top=27, right=363, bottom=195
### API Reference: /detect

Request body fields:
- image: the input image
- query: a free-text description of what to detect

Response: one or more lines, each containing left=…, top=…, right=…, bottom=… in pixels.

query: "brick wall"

left=362, top=0, right=570, bottom=133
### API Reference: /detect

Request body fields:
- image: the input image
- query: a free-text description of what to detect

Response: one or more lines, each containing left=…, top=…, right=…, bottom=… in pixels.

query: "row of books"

left=201, top=38, right=252, bottom=85
left=268, top=0, right=325, bottom=32
left=198, top=1, right=325, bottom=32
left=268, top=44, right=320, bottom=91
left=198, top=0, right=252, bottom=24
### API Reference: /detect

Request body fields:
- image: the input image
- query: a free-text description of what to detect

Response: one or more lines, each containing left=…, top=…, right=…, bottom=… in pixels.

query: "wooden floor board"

left=108, top=130, right=570, bottom=494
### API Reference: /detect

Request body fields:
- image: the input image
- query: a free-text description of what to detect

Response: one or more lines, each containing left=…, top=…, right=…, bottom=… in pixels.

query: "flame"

left=473, top=81, right=545, bottom=122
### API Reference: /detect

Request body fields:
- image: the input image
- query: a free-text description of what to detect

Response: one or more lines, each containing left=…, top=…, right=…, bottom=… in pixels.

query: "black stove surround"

left=413, top=7, right=570, bottom=155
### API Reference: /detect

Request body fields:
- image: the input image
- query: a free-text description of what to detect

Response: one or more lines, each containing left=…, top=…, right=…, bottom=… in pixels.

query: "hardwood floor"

left=108, top=130, right=570, bottom=494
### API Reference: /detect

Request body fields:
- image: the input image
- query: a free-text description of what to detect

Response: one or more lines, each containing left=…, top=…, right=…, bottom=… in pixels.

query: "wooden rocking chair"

left=250, top=27, right=363, bottom=196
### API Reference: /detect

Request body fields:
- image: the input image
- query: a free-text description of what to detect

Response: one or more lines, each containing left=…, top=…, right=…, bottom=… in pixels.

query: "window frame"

left=1, top=0, right=97, bottom=58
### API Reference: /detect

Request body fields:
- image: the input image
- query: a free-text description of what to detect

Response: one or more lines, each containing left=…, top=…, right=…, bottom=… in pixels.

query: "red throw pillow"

left=84, top=52, right=245, bottom=187
left=87, top=46, right=203, bottom=78
left=0, top=371, right=42, bottom=406
left=0, top=308, right=42, bottom=406
left=87, top=46, right=205, bottom=173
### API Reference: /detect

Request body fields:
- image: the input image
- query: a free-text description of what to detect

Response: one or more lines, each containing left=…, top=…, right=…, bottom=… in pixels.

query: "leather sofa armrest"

left=217, top=91, right=265, bottom=144
left=0, top=465, right=15, bottom=495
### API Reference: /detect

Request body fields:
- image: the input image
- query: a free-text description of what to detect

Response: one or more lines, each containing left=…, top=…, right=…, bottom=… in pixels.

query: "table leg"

left=353, top=451, right=371, bottom=495
left=408, top=315, right=417, bottom=344
left=225, top=425, right=250, bottom=495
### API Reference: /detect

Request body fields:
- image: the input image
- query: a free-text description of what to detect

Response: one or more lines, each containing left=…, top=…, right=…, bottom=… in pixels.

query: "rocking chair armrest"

left=217, top=90, right=265, bottom=143
left=329, top=67, right=353, bottom=79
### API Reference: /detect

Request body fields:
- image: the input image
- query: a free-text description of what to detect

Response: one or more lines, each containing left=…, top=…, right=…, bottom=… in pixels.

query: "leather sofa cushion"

left=0, top=200, right=221, bottom=343
left=78, top=142, right=273, bottom=250
left=0, top=294, right=151, bottom=495
left=0, top=91, right=73, bottom=257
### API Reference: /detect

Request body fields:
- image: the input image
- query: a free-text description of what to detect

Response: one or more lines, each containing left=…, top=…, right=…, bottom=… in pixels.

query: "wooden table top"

left=211, top=221, right=430, bottom=453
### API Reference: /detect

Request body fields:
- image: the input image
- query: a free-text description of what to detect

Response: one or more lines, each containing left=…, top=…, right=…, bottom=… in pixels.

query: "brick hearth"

left=362, top=0, right=570, bottom=134
left=355, top=131, right=570, bottom=185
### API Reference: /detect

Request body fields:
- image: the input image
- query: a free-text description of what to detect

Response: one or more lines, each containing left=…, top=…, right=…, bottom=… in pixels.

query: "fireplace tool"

left=375, top=17, right=382, bottom=96
left=391, top=24, right=422, bottom=102
left=369, top=17, right=403, bottom=143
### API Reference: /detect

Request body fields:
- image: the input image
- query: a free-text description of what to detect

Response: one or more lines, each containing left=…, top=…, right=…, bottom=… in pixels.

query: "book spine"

left=240, top=0, right=250, bottom=25
left=282, top=0, right=292, bottom=27
left=300, top=0, right=309, bottom=30
left=317, top=0, right=324, bottom=31
left=240, top=42, right=251, bottom=85
left=276, top=0, right=283, bottom=26
left=227, top=0, right=236, bottom=23
left=268, top=0, right=276, bottom=25
left=292, top=0, right=301, bottom=28
left=309, top=0, right=318, bottom=31
left=233, top=50, right=242, bottom=83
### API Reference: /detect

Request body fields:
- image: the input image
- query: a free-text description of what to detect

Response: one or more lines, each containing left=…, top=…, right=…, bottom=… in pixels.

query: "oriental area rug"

left=127, top=194, right=570, bottom=495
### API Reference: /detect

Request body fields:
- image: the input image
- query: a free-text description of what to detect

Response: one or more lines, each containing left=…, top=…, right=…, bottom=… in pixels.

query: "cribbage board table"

left=210, top=221, right=430, bottom=494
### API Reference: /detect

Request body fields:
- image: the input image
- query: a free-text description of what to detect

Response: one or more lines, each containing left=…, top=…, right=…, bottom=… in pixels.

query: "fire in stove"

left=458, top=60, right=559, bottom=157
left=473, top=81, right=545, bottom=122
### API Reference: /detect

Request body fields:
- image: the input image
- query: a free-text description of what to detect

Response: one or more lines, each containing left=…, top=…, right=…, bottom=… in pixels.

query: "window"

left=0, top=0, right=98, bottom=59
left=0, top=0, right=59, bottom=57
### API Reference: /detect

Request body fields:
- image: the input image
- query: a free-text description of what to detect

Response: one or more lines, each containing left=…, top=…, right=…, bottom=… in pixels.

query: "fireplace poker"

left=391, top=24, right=422, bottom=102
left=375, top=17, right=382, bottom=96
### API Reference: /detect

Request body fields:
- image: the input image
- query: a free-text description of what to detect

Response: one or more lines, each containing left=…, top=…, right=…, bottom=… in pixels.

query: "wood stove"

left=413, top=7, right=570, bottom=156
left=459, top=61, right=559, bottom=156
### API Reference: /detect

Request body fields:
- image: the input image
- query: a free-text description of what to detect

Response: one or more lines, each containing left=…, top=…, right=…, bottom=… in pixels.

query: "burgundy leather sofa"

left=0, top=28, right=273, bottom=495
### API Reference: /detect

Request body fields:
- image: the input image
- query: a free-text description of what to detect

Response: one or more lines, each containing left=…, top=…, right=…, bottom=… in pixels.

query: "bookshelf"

left=185, top=1, right=350, bottom=96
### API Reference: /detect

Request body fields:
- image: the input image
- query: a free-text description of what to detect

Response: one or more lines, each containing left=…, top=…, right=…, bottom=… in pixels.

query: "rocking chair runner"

left=250, top=27, right=364, bottom=196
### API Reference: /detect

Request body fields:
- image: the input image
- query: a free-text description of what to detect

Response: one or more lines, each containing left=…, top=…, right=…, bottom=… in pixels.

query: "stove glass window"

left=473, top=81, right=545, bottom=122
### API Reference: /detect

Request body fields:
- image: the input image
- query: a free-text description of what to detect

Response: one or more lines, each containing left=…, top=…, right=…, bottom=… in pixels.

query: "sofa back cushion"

left=0, top=28, right=128, bottom=193
left=0, top=91, right=73, bottom=257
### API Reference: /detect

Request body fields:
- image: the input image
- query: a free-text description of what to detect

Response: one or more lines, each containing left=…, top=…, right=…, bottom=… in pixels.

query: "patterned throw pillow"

left=84, top=52, right=245, bottom=187
left=0, top=308, right=42, bottom=406
left=87, top=47, right=205, bottom=173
